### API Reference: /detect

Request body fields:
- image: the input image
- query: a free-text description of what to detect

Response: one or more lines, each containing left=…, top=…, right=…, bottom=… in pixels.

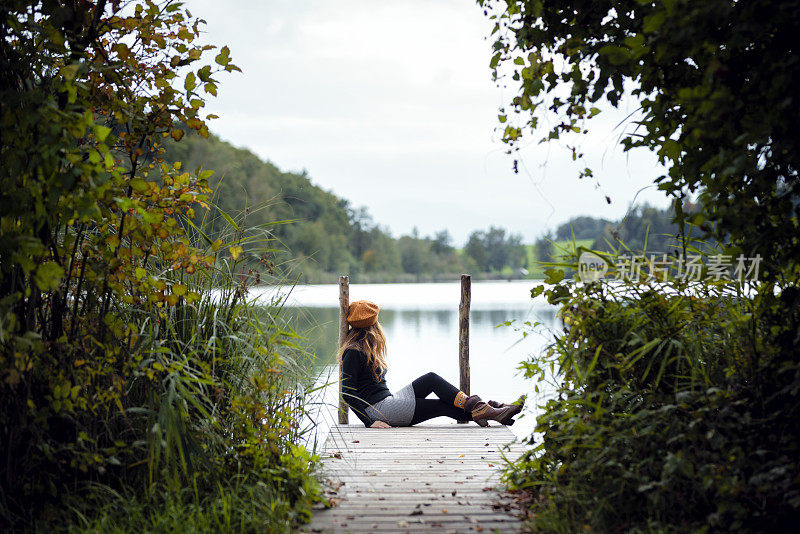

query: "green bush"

left=0, top=2, right=323, bottom=530
left=509, top=258, right=800, bottom=532
left=60, top=444, right=320, bottom=534
left=1, top=206, right=325, bottom=530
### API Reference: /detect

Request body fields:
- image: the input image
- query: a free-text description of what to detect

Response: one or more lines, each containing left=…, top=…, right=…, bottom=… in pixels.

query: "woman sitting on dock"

left=338, top=300, right=524, bottom=428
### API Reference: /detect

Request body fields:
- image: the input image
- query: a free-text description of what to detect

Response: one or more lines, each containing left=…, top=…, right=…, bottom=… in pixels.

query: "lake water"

left=249, top=280, right=562, bottom=447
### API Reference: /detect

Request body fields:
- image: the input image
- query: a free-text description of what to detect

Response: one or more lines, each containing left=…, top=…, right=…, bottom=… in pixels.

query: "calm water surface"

left=250, top=281, right=561, bottom=446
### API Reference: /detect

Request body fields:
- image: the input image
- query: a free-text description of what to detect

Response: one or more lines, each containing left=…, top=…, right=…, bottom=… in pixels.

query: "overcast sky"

left=184, top=0, right=672, bottom=246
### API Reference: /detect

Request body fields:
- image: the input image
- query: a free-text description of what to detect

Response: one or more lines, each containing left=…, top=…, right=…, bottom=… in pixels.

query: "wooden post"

left=458, top=274, right=471, bottom=423
left=338, top=276, right=350, bottom=424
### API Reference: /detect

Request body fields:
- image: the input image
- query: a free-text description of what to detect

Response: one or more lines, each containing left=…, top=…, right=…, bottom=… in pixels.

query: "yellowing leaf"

left=184, top=71, right=196, bottom=92
left=229, top=245, right=243, bottom=260
left=60, top=63, right=79, bottom=80
left=112, top=42, right=130, bottom=60
left=34, top=261, right=65, bottom=291
left=172, top=283, right=187, bottom=296
left=129, top=179, right=150, bottom=194
left=135, top=267, right=147, bottom=280
left=93, top=125, right=112, bottom=142
left=214, top=46, right=230, bottom=66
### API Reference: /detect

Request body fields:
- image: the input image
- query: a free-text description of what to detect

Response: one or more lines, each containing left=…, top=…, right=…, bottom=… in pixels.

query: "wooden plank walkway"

left=301, top=423, right=527, bottom=533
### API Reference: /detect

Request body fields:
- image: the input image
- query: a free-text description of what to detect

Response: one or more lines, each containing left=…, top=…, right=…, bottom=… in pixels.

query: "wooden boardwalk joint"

left=302, top=423, right=526, bottom=533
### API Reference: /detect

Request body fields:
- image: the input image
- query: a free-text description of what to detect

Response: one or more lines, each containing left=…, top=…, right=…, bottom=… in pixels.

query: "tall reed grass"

left=26, top=205, right=326, bottom=532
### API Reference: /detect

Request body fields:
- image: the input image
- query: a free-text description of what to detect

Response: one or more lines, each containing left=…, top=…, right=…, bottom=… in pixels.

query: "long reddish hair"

left=336, top=321, right=388, bottom=380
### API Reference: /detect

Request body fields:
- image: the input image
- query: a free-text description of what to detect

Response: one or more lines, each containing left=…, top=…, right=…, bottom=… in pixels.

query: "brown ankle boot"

left=470, top=401, right=517, bottom=427
left=463, top=394, right=482, bottom=412
left=487, top=395, right=526, bottom=425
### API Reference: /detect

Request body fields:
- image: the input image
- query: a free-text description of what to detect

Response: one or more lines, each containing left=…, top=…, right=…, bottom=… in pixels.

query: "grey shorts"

left=365, top=383, right=416, bottom=426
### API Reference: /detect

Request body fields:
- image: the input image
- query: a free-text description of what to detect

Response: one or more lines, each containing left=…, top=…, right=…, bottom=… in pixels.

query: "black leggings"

left=409, top=372, right=470, bottom=425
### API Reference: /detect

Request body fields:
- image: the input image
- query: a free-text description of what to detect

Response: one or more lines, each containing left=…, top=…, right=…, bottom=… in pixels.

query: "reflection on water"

left=279, top=281, right=561, bottom=446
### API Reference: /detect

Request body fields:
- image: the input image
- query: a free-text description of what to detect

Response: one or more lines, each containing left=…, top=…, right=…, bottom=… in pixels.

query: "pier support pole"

left=338, top=276, right=350, bottom=424
left=458, top=274, right=471, bottom=423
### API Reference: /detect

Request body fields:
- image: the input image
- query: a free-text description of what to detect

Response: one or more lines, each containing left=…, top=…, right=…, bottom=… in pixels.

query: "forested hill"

left=162, top=132, right=356, bottom=279
left=161, top=133, right=517, bottom=282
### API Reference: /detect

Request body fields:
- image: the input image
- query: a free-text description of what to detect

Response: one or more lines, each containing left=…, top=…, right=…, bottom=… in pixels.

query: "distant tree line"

left=161, top=134, right=528, bottom=281
left=464, top=227, right=526, bottom=272
left=534, top=202, right=706, bottom=262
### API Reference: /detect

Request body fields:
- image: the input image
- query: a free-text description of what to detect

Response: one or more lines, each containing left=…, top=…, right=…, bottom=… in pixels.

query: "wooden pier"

left=302, top=422, right=526, bottom=533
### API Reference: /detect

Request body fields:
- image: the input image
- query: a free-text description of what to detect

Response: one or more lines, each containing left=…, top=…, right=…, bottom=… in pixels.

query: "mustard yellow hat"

left=347, top=300, right=379, bottom=328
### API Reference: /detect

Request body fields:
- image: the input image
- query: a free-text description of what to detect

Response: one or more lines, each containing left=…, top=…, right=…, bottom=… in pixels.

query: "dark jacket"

left=341, top=348, right=391, bottom=427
